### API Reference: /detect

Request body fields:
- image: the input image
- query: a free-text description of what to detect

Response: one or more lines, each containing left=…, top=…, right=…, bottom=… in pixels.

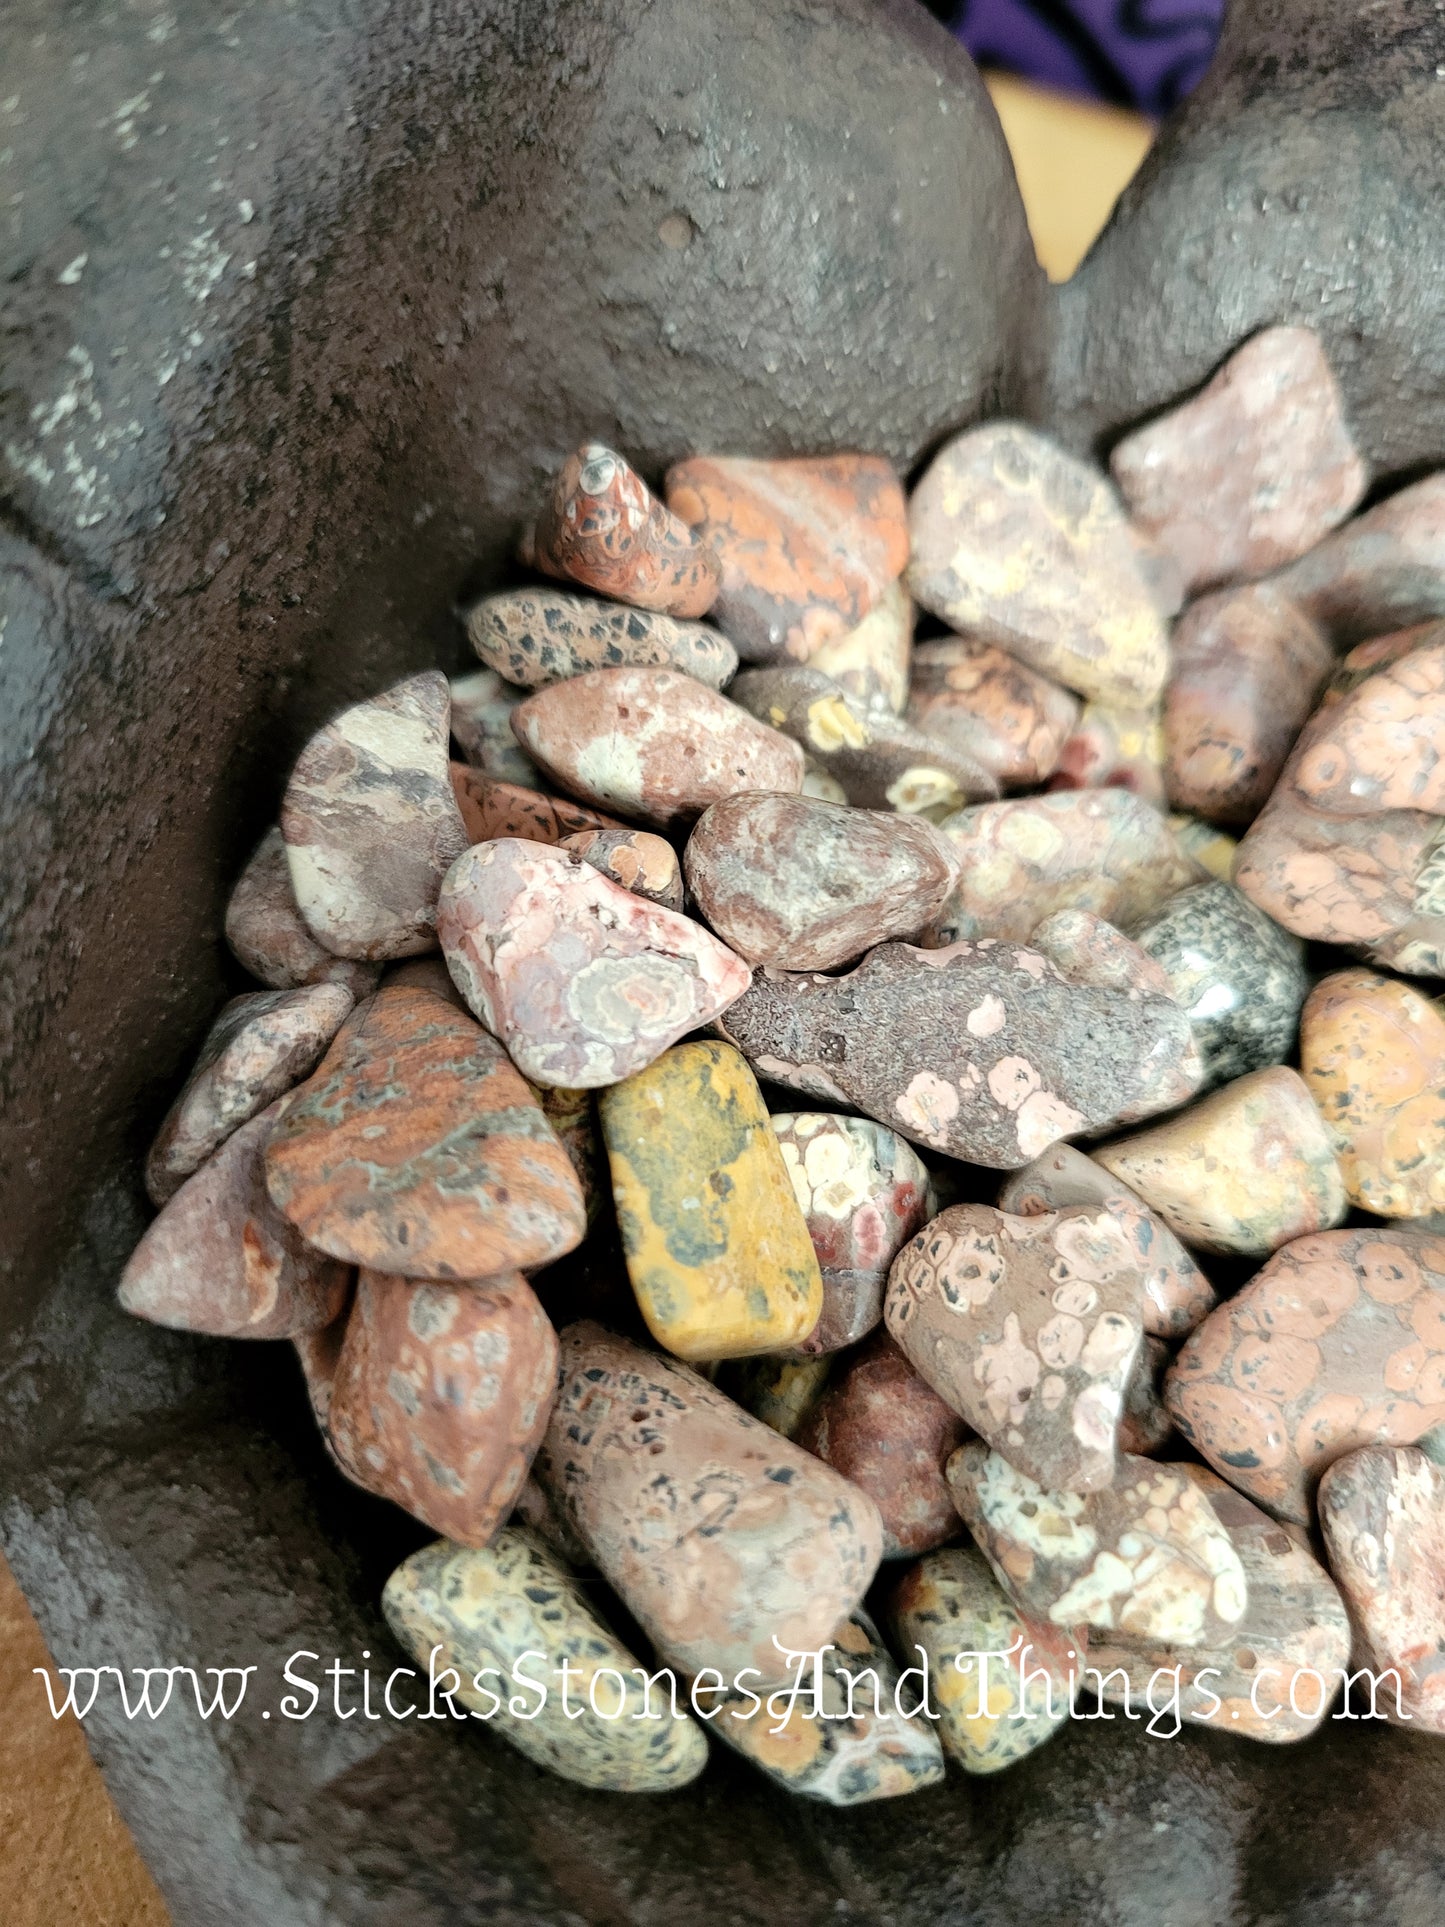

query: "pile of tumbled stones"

left=122, top=322, right=1445, bottom=1800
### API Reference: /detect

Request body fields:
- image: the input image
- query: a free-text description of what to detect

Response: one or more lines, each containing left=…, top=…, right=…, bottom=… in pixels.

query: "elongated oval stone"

left=598, top=1041, right=823, bottom=1360
left=281, top=671, right=470, bottom=961
left=684, top=792, right=958, bottom=971
left=559, top=826, right=683, bottom=911
left=809, top=580, right=914, bottom=714
left=907, top=636, right=1078, bottom=788
left=887, top=1544, right=1075, bottom=1773
left=907, top=422, right=1169, bottom=707
left=1301, top=969, right=1445, bottom=1217
left=448, top=767, right=624, bottom=845
left=225, top=829, right=381, bottom=997
left=383, top=1530, right=709, bottom=1791
left=145, top=983, right=355, bottom=1205
left=1095, top=1067, right=1346, bottom=1257
left=530, top=442, right=720, bottom=617
left=1166, top=1227, right=1445, bottom=1525
left=264, top=985, right=586, bottom=1279
left=448, top=669, right=538, bottom=786
left=700, top=1607, right=944, bottom=1804
left=537, top=1323, right=884, bottom=1680
left=772, top=1113, right=934, bottom=1354
left=948, top=1442, right=1249, bottom=1648
left=466, top=587, right=736, bottom=690
left=329, top=1270, right=557, bottom=1545
left=887, top=1203, right=1145, bottom=1492
left=438, top=840, right=750, bottom=1090
left=121, top=1105, right=349, bottom=1338
left=512, top=666, right=803, bottom=829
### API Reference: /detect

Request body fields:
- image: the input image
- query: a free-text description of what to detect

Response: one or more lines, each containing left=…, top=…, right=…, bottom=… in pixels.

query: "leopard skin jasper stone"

left=225, top=828, right=381, bottom=997
left=530, top=442, right=720, bottom=618
left=720, top=1351, right=833, bottom=1440
left=281, top=671, right=471, bottom=961
left=729, top=663, right=998, bottom=818
left=948, top=1442, right=1248, bottom=1648
left=1166, top=1227, right=1445, bottom=1526
left=998, top=1144, right=1217, bottom=1340
left=683, top=791, right=958, bottom=972
left=599, top=1041, right=823, bottom=1361
left=1048, top=699, right=1166, bottom=806
left=907, top=422, right=1169, bottom=708
left=1110, top=327, right=1367, bottom=596
left=887, top=1545, right=1076, bottom=1774
left=1164, top=585, right=1333, bottom=827
left=1301, top=969, right=1445, bottom=1218
left=438, top=840, right=750, bottom=1089
left=264, top=985, right=586, bottom=1279
left=121, top=1104, right=350, bottom=1339
left=1095, top=1067, right=1347, bottom=1258
left=924, top=789, right=1202, bottom=946
left=145, top=983, right=355, bottom=1204
left=700, top=1607, right=944, bottom=1804
left=1087, top=1463, right=1351, bottom=1743
left=558, top=826, right=684, bottom=911
left=664, top=453, right=908, bottom=665
left=797, top=1330, right=968, bottom=1557
left=448, top=669, right=538, bottom=786
left=1318, top=1445, right=1445, bottom=1733
left=717, top=937, right=1195, bottom=1170
left=328, top=1269, right=557, bottom=1545
left=886, top=1203, right=1144, bottom=1493
left=906, top=636, right=1079, bottom=789
left=808, top=579, right=914, bottom=715
left=466, top=586, right=736, bottom=690
left=1168, top=814, right=1238, bottom=884
left=537, top=1323, right=884, bottom=1680
left=383, top=1529, right=709, bottom=1791
left=1266, top=474, right=1445, bottom=649
left=448, top=767, right=625, bottom=845
left=1291, top=627, right=1445, bottom=819
left=1118, top=1337, right=1173, bottom=1457
left=511, top=666, right=803, bottom=829
left=1131, top=881, right=1310, bottom=1090
left=771, top=1113, right=934, bottom=1355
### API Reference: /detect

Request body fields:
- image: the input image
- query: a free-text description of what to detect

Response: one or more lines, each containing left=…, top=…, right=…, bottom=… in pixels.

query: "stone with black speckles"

left=529, top=442, right=720, bottom=617
left=448, top=767, right=625, bottom=845
left=384, top=1529, right=709, bottom=1790
left=466, top=586, right=736, bottom=690
left=448, top=669, right=539, bottom=786
left=225, top=828, right=382, bottom=998
left=438, top=840, right=750, bottom=1090
left=559, top=826, right=684, bottom=911
left=907, top=635, right=1078, bottom=789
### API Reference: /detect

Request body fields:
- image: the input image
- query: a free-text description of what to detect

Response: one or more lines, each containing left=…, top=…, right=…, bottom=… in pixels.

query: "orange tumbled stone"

left=529, top=442, right=720, bottom=617
left=449, top=767, right=624, bottom=845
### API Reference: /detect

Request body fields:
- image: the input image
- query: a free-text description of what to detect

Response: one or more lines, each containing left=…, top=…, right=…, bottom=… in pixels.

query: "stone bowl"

left=3, top=1, right=1444, bottom=1918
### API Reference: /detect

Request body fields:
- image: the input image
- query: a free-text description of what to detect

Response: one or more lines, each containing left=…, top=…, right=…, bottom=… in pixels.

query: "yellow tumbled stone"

left=600, top=1039, right=823, bottom=1360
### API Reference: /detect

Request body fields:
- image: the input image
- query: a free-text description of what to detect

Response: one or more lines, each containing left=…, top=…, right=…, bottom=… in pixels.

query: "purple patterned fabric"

left=942, top=0, right=1222, bottom=116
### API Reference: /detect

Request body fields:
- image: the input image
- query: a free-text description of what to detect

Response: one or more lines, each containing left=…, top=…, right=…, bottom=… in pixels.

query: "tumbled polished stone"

left=907, top=422, right=1169, bottom=706
left=906, top=636, right=1079, bottom=789
left=1048, top=699, right=1166, bottom=806
left=1164, top=585, right=1333, bottom=827
left=448, top=669, right=539, bottom=786
left=1088, top=1464, right=1351, bottom=1742
left=439, top=840, right=749, bottom=1089
left=225, top=828, right=382, bottom=996
left=729, top=662, right=998, bottom=817
left=329, top=1269, right=558, bottom=1545
left=1317, top=1444, right=1445, bottom=1732
left=702, top=1607, right=945, bottom=1804
left=1110, top=326, right=1367, bottom=594
left=684, top=791, right=958, bottom=971
left=1290, top=626, right=1445, bottom=819
left=1095, top=1067, right=1346, bottom=1257
left=466, top=586, right=737, bottom=690
left=558, top=826, right=684, bottom=911
left=887, top=1203, right=1144, bottom=1492
left=772, top=1112, right=934, bottom=1354
left=798, top=1330, right=969, bottom=1557
left=448, top=767, right=624, bottom=845
left=512, top=665, right=803, bottom=829
left=264, top=986, right=586, bottom=1279
left=716, top=937, right=1196, bottom=1168
left=949, top=1442, right=1248, bottom=1647
left=665, top=453, right=908, bottom=663
left=530, top=442, right=720, bottom=617
left=537, top=1323, right=883, bottom=1680
left=383, top=1529, right=709, bottom=1791
left=281, top=671, right=470, bottom=961
left=887, top=1544, right=1075, bottom=1774
left=808, top=580, right=914, bottom=714
left=1267, top=473, right=1445, bottom=648
left=1169, top=1227, right=1445, bottom=1523
left=1131, top=880, right=1310, bottom=1089
left=121, top=1105, right=350, bottom=1339
left=599, top=1041, right=822, bottom=1361
left=721, top=1352, right=834, bottom=1440
left=925, top=789, right=1200, bottom=945
left=145, top=984, right=355, bottom=1205
left=1301, top=969, right=1445, bottom=1218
